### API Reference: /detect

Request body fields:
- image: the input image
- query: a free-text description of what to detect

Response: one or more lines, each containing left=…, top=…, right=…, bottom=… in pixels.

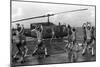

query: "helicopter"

left=12, top=8, right=88, bottom=39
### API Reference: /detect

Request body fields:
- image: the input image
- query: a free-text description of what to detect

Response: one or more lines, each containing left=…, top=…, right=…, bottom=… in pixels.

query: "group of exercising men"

left=64, top=22, right=95, bottom=62
left=65, top=22, right=95, bottom=56
left=12, top=23, right=48, bottom=63
left=12, top=21, right=95, bottom=63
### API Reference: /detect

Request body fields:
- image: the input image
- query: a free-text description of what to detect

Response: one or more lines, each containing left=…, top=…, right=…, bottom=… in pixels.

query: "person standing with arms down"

left=82, top=23, right=87, bottom=44
left=67, top=25, right=72, bottom=43
left=72, top=28, right=76, bottom=45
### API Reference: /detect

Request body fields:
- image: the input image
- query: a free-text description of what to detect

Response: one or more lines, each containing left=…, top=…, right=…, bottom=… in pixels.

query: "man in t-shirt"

left=82, top=22, right=93, bottom=55
left=82, top=23, right=87, bottom=44
left=82, top=23, right=87, bottom=55
left=90, top=26, right=95, bottom=56
left=72, top=28, right=76, bottom=45
left=86, top=23, right=92, bottom=45
left=67, top=25, right=72, bottom=43
left=31, top=25, right=48, bottom=57
left=13, top=24, right=27, bottom=63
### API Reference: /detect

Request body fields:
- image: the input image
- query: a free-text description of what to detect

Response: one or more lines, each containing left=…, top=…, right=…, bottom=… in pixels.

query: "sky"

left=11, top=1, right=95, bottom=28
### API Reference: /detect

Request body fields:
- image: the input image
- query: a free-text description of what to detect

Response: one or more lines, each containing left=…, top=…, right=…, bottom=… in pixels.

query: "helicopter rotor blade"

left=12, top=14, right=55, bottom=23
left=12, top=8, right=88, bottom=23
left=54, top=8, right=88, bottom=15
left=12, top=15, right=47, bottom=23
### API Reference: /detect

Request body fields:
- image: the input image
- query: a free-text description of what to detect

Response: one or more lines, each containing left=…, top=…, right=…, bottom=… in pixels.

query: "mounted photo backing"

left=11, top=0, right=96, bottom=67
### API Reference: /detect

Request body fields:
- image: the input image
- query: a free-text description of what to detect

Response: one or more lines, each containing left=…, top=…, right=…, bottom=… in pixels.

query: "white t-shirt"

left=31, top=29, right=42, bottom=42
left=86, top=28, right=91, bottom=40
left=16, top=25, right=24, bottom=35
left=71, top=31, right=76, bottom=41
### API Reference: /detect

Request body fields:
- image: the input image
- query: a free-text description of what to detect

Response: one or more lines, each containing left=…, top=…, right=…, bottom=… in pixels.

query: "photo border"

left=10, top=0, right=96, bottom=67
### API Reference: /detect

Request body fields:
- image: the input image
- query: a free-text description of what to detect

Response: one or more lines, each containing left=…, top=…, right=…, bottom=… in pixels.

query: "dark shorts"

left=16, top=39, right=26, bottom=51
left=68, top=36, right=72, bottom=42
left=86, top=39, right=92, bottom=45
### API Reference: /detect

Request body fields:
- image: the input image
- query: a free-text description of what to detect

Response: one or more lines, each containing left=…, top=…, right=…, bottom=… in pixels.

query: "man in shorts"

left=90, top=26, right=95, bottom=56
left=31, top=25, right=48, bottom=57
left=13, top=24, right=27, bottom=63
left=82, top=23, right=87, bottom=44
left=82, top=22, right=93, bottom=55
